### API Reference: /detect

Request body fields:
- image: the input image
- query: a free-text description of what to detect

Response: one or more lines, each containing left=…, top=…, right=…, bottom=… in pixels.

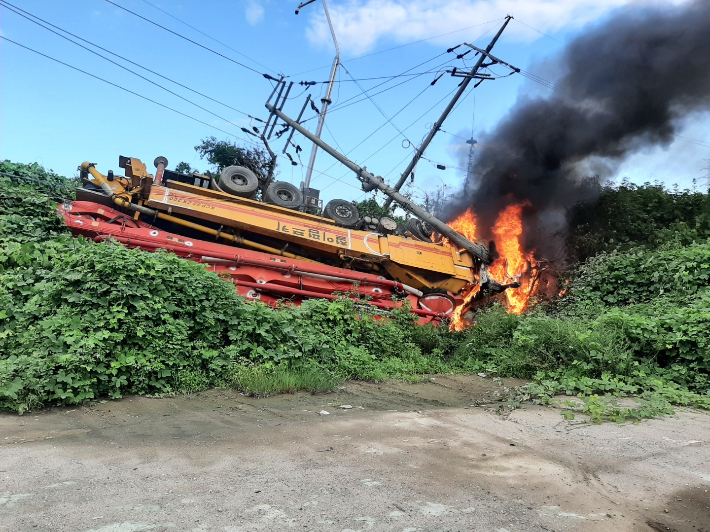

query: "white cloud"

left=245, top=0, right=265, bottom=25
left=305, top=0, right=689, bottom=55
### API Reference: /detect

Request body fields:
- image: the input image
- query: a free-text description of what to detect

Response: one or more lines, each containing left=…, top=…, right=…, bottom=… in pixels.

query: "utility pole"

left=383, top=15, right=514, bottom=209
left=265, top=100, right=493, bottom=263
left=295, top=0, right=340, bottom=191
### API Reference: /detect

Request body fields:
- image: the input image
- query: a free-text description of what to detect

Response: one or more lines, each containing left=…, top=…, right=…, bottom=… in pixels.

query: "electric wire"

left=104, top=0, right=266, bottom=76
left=308, top=20, right=498, bottom=123
left=301, top=52, right=451, bottom=123
left=1, top=35, right=356, bottom=190
left=289, top=17, right=505, bottom=77
left=514, top=67, right=561, bottom=92
left=137, top=0, right=278, bottom=74
left=303, top=55, right=460, bottom=126
left=340, top=63, right=412, bottom=145
left=329, top=78, right=436, bottom=164
left=0, top=1, right=256, bottom=121
left=1, top=36, right=255, bottom=143
left=671, top=134, right=710, bottom=149
left=294, top=52, right=460, bottom=185
left=323, top=121, right=346, bottom=155
left=318, top=85, right=460, bottom=191
left=514, top=19, right=564, bottom=44
left=309, top=71, right=443, bottom=186
left=301, top=71, right=447, bottom=84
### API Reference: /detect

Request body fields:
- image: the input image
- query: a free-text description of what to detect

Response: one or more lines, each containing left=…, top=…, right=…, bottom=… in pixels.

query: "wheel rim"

left=231, top=176, right=247, bottom=186
left=277, top=190, right=294, bottom=202
left=334, top=205, right=353, bottom=218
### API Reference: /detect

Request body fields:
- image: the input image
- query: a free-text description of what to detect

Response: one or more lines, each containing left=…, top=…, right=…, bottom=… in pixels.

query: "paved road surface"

left=1, top=376, right=708, bottom=531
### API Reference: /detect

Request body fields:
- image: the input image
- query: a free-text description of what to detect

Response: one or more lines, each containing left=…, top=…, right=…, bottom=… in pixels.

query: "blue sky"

left=2, top=0, right=708, bottom=207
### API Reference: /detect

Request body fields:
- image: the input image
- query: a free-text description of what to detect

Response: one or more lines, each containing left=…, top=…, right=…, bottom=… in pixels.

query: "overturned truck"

left=63, top=147, right=516, bottom=324
left=61, top=80, right=517, bottom=323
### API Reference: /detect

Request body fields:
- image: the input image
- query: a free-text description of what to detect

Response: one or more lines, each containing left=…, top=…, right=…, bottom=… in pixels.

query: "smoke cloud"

left=449, top=0, right=710, bottom=249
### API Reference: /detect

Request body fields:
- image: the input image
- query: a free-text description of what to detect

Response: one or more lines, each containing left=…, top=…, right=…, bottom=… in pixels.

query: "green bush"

left=566, top=179, right=710, bottom=262
left=564, top=241, right=710, bottom=310
left=0, top=243, right=251, bottom=411
left=1, top=160, right=708, bottom=419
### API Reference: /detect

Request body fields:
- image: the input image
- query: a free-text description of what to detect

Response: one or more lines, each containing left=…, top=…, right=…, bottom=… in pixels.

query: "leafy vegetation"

left=566, top=177, right=710, bottom=262
left=1, top=160, right=708, bottom=423
left=175, top=136, right=276, bottom=181
left=352, top=197, right=407, bottom=225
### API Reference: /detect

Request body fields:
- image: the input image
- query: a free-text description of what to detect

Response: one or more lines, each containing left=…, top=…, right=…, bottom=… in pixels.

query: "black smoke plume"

left=449, top=0, right=710, bottom=250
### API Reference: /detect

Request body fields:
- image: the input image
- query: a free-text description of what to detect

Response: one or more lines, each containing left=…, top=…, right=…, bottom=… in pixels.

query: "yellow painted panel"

left=387, top=235, right=456, bottom=275
left=146, top=186, right=471, bottom=277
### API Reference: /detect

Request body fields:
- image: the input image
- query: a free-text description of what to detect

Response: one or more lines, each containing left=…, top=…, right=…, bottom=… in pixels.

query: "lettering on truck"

left=276, top=221, right=348, bottom=247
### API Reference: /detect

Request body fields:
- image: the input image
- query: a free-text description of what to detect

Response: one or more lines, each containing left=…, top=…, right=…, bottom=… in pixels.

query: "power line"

left=672, top=134, right=710, bottom=149
left=1, top=36, right=254, bottom=143
left=137, top=0, right=278, bottom=75
left=340, top=63, right=412, bottom=145
left=332, top=78, right=437, bottom=164
left=104, top=0, right=266, bottom=77
left=323, top=122, right=346, bottom=155
left=317, top=85, right=460, bottom=190
left=1, top=2, right=256, bottom=126
left=299, top=70, right=445, bottom=84
left=289, top=17, right=505, bottom=77
left=1, top=0, right=254, bottom=119
left=514, top=19, right=564, bottom=44
left=302, top=52, right=451, bottom=123
left=307, top=18, right=506, bottom=121
left=518, top=69, right=560, bottom=92
left=309, top=69, right=445, bottom=186
left=2, top=37, right=359, bottom=194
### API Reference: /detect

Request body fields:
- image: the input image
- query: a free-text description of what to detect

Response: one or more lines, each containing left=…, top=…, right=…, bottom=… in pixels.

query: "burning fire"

left=444, top=202, right=539, bottom=329
left=450, top=285, right=480, bottom=332
left=489, top=202, right=537, bottom=314
left=447, top=208, right=477, bottom=241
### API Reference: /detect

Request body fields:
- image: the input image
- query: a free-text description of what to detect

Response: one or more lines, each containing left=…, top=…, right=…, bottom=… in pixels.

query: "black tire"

left=209, top=177, right=222, bottom=191
left=324, top=199, right=360, bottom=228
left=218, top=166, right=259, bottom=197
left=264, top=181, right=303, bottom=209
left=406, top=218, right=431, bottom=241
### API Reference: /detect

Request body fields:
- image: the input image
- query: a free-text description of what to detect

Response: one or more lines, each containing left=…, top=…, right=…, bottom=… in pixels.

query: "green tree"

left=353, top=198, right=406, bottom=224
left=174, top=161, right=194, bottom=175
left=566, top=178, right=710, bottom=263
left=195, top=137, right=275, bottom=180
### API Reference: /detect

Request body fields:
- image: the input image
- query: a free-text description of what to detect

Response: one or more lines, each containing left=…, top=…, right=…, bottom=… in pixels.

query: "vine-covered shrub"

left=1, top=160, right=708, bottom=417
left=565, top=241, right=710, bottom=308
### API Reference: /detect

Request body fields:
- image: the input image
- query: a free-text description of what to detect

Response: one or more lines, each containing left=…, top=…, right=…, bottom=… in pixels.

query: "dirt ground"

left=1, top=374, right=708, bottom=532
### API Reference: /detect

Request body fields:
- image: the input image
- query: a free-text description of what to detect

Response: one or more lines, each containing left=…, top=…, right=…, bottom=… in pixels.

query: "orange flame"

left=447, top=208, right=478, bottom=241
left=444, top=203, right=538, bottom=328
left=489, top=202, right=536, bottom=314
left=450, top=285, right=480, bottom=332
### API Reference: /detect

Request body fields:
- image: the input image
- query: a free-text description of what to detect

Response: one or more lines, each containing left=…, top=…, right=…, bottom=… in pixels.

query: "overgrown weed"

left=1, top=161, right=708, bottom=421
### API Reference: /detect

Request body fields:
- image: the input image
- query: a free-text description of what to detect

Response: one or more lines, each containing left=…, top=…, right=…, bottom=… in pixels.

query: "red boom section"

left=60, top=202, right=459, bottom=324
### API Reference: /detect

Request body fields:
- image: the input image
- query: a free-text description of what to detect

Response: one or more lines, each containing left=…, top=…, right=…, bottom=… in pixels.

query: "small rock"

left=664, top=509, right=669, bottom=513
left=340, top=405, right=353, bottom=409
left=319, top=410, right=330, bottom=415
left=477, top=373, right=487, bottom=378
